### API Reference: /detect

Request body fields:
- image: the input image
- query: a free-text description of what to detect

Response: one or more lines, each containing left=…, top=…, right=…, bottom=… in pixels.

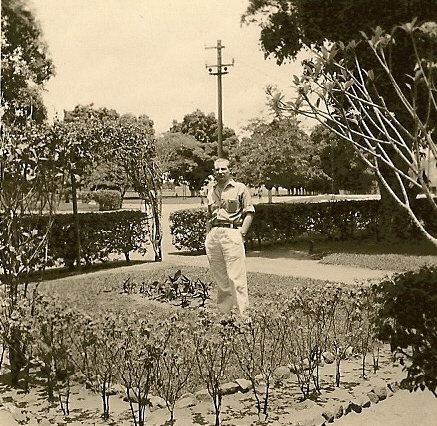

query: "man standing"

left=205, top=158, right=255, bottom=317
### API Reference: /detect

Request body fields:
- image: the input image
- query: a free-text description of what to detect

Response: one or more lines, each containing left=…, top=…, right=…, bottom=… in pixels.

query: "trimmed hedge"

left=169, top=198, right=437, bottom=252
left=169, top=208, right=207, bottom=252
left=9, top=210, right=150, bottom=269
left=92, top=189, right=122, bottom=211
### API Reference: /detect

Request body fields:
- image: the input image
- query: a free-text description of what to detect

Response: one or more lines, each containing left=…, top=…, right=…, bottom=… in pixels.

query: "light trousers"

left=205, top=227, right=249, bottom=316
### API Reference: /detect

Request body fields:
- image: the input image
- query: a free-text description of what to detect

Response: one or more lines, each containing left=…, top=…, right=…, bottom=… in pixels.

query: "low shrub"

left=169, top=208, right=207, bottom=252
left=372, top=266, right=437, bottom=396
left=1, top=271, right=391, bottom=425
left=13, top=210, right=150, bottom=269
left=78, top=190, right=92, bottom=203
left=121, top=269, right=212, bottom=309
left=92, top=189, right=122, bottom=211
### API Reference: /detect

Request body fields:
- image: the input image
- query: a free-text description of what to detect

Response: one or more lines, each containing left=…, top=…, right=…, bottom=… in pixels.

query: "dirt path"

left=127, top=202, right=392, bottom=285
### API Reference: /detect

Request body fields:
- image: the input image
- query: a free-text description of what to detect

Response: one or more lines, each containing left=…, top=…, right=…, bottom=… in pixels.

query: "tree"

left=60, top=106, right=109, bottom=267
left=156, top=132, right=211, bottom=194
left=1, top=122, right=72, bottom=384
left=310, top=125, right=376, bottom=194
left=103, top=113, right=163, bottom=261
left=1, top=0, right=55, bottom=124
left=62, top=105, right=163, bottom=261
left=0, top=0, right=63, bottom=385
left=242, top=0, right=437, bottom=65
left=273, top=22, right=437, bottom=246
left=230, top=118, right=326, bottom=201
left=64, top=104, right=129, bottom=199
left=243, top=0, right=437, bottom=240
left=170, top=110, right=238, bottom=192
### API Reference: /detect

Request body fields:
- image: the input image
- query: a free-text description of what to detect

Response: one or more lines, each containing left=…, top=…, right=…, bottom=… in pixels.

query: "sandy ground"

left=332, top=390, right=437, bottom=426
left=1, top=346, right=436, bottom=425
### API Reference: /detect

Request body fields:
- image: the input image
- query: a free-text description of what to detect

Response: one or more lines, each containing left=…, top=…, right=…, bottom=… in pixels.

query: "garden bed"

left=0, top=263, right=433, bottom=425
left=0, top=346, right=408, bottom=426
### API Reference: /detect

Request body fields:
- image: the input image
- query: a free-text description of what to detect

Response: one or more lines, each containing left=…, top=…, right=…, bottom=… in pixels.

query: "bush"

left=54, top=210, right=150, bottom=266
left=3, top=273, right=387, bottom=425
left=14, top=211, right=150, bottom=269
left=372, top=266, right=437, bottom=396
left=169, top=199, right=436, bottom=253
left=92, top=189, right=122, bottom=211
left=169, top=208, right=207, bottom=252
left=78, top=190, right=92, bottom=203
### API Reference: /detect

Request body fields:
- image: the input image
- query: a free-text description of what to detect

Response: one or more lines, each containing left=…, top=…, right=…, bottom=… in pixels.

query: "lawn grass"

left=24, top=259, right=149, bottom=283
left=35, top=263, right=329, bottom=316
left=280, top=238, right=437, bottom=256
left=273, top=239, right=437, bottom=271
left=56, top=195, right=201, bottom=212
left=320, top=252, right=437, bottom=271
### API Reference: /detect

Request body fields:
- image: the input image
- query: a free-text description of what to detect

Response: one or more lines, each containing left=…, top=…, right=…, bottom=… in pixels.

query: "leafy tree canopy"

left=64, top=104, right=119, bottom=122
left=170, top=109, right=238, bottom=158
left=62, top=105, right=156, bottom=194
left=169, top=110, right=239, bottom=191
left=310, top=125, right=376, bottom=194
left=230, top=117, right=325, bottom=191
left=242, top=0, right=437, bottom=64
left=1, top=0, right=55, bottom=124
left=156, top=131, right=213, bottom=192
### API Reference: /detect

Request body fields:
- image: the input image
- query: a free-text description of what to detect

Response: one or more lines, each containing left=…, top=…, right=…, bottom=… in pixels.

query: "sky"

left=30, top=0, right=309, bottom=136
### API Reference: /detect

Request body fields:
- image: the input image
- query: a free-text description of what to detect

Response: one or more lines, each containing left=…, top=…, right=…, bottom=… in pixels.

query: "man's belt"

left=211, top=222, right=239, bottom=229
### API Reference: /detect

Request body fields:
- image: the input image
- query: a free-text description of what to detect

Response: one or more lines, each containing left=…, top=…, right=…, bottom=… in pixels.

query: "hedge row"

left=12, top=210, right=150, bottom=269
left=169, top=198, right=437, bottom=252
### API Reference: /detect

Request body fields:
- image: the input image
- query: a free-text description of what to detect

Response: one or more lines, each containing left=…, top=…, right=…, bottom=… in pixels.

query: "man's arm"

left=206, top=203, right=212, bottom=233
left=240, top=212, right=254, bottom=237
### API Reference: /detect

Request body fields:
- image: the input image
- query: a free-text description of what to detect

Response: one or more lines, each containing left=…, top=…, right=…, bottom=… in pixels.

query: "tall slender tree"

left=1, top=0, right=55, bottom=124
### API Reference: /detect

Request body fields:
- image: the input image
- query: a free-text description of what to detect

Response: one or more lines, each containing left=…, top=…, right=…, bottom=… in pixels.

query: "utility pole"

left=206, top=40, right=234, bottom=158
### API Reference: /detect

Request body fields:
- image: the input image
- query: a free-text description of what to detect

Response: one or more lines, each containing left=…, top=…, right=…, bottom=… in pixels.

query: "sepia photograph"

left=1, top=0, right=437, bottom=424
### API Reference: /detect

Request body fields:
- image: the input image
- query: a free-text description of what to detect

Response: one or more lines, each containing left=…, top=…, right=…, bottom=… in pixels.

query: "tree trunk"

left=9, top=327, right=26, bottom=386
left=377, top=175, right=417, bottom=242
left=71, top=173, right=81, bottom=268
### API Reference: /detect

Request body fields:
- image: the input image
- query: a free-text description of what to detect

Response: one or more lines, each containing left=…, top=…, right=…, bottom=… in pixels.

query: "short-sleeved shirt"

left=207, top=179, right=255, bottom=226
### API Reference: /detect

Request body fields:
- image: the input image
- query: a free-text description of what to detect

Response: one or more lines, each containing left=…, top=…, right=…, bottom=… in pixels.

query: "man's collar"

left=214, top=178, right=236, bottom=189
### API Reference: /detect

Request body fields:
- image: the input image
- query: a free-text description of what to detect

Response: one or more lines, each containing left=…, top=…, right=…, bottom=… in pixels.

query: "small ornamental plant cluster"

left=0, top=276, right=387, bottom=426
left=121, top=269, right=212, bottom=309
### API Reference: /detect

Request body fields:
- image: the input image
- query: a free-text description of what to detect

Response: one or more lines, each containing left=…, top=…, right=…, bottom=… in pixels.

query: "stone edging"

left=122, top=368, right=403, bottom=426
left=1, top=370, right=403, bottom=425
